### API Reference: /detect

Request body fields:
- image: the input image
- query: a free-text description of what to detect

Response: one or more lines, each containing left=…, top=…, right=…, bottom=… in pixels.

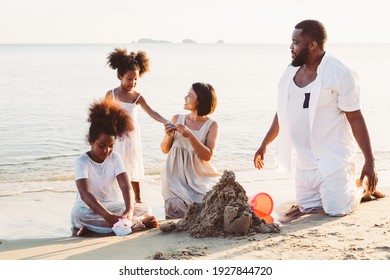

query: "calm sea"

left=1, top=43, right=390, bottom=196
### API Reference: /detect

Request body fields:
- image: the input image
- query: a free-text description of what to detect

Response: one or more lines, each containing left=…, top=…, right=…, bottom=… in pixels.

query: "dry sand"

left=1, top=196, right=389, bottom=260
left=1, top=169, right=389, bottom=260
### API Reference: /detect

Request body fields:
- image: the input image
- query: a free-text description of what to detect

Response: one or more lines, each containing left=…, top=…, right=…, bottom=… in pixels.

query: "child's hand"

left=122, top=209, right=133, bottom=221
left=106, top=213, right=123, bottom=227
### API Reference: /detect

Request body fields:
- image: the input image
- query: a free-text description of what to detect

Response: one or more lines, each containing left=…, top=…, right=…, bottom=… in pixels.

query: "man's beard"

left=291, top=46, right=309, bottom=67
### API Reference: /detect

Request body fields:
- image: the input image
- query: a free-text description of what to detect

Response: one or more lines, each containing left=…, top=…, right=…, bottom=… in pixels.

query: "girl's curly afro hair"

left=87, top=98, right=133, bottom=144
left=107, top=48, right=150, bottom=77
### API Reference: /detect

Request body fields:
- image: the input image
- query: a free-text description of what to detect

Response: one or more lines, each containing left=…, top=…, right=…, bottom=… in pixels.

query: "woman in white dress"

left=160, top=83, right=221, bottom=219
left=71, top=98, right=158, bottom=236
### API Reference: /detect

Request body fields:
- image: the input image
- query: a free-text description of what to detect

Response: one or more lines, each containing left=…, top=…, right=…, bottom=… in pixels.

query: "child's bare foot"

left=142, top=216, right=159, bottom=228
left=76, top=226, right=92, bottom=237
left=71, top=227, right=79, bottom=237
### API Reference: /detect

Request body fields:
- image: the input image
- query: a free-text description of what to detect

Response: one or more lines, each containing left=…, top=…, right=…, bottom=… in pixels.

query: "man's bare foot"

left=356, top=179, right=386, bottom=201
left=278, top=205, right=304, bottom=224
left=278, top=205, right=325, bottom=224
left=361, top=189, right=386, bottom=202
left=361, top=189, right=374, bottom=202
left=142, top=216, right=159, bottom=228
left=372, top=190, right=386, bottom=198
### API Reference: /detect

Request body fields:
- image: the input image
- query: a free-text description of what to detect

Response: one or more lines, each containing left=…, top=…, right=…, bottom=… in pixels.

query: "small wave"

left=0, top=175, right=75, bottom=184
left=144, top=168, right=163, bottom=176
left=0, top=161, right=34, bottom=167
left=35, top=153, right=79, bottom=161
left=21, top=175, right=74, bottom=183
left=0, top=188, right=77, bottom=198
left=0, top=153, right=78, bottom=167
left=46, top=175, right=74, bottom=181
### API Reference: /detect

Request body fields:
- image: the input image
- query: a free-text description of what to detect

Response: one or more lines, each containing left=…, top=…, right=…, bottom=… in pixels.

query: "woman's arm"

left=76, top=178, right=121, bottom=226
left=116, top=172, right=134, bottom=219
left=160, top=115, right=179, bottom=154
left=176, top=121, right=219, bottom=161
left=138, top=95, right=168, bottom=124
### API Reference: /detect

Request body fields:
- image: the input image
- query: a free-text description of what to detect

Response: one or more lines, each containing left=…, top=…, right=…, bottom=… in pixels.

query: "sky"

left=1, top=0, right=389, bottom=44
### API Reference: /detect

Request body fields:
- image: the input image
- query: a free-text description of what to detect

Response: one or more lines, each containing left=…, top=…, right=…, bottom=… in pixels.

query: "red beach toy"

left=249, top=192, right=274, bottom=224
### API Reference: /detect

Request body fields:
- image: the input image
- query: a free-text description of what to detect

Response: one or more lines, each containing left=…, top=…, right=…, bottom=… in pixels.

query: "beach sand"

left=0, top=169, right=389, bottom=260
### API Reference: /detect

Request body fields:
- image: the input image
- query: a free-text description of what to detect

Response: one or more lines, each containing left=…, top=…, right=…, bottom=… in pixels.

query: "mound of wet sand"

left=160, top=170, right=280, bottom=238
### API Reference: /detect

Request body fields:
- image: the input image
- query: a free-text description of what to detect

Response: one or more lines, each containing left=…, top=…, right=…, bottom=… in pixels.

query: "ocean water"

left=1, top=43, right=390, bottom=197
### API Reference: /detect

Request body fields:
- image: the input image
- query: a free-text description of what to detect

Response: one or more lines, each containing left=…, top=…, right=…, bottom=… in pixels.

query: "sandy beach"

left=1, top=196, right=389, bottom=260
left=1, top=169, right=389, bottom=261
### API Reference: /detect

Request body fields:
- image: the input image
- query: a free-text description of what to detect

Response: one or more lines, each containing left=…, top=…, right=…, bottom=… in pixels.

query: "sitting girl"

left=71, top=98, right=158, bottom=236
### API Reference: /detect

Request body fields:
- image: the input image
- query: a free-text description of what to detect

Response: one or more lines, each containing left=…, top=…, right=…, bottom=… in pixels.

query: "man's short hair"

left=295, top=20, right=327, bottom=50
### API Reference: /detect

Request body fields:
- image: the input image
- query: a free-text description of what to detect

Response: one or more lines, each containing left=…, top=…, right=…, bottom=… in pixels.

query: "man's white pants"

left=295, top=163, right=363, bottom=216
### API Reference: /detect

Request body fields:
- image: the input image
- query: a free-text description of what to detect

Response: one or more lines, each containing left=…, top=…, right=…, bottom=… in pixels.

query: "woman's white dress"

left=161, top=114, right=221, bottom=219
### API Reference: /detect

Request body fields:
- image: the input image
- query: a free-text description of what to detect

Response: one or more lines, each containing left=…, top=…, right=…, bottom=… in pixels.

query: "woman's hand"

left=161, top=116, right=179, bottom=154
left=164, top=120, right=177, bottom=136
left=176, top=123, right=194, bottom=139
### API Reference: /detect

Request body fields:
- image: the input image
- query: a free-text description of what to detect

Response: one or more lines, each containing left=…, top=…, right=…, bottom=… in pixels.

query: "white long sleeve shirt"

left=276, top=52, right=361, bottom=177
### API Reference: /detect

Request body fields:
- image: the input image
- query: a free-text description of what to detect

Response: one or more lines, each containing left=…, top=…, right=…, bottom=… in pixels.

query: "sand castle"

left=159, top=170, right=280, bottom=237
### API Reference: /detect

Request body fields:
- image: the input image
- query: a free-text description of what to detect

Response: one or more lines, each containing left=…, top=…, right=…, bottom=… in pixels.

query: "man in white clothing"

left=253, top=19, right=384, bottom=222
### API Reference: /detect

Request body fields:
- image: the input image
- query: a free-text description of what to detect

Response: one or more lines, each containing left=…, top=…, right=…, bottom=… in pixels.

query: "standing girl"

left=160, top=82, right=221, bottom=219
left=71, top=98, right=158, bottom=237
left=105, top=48, right=168, bottom=203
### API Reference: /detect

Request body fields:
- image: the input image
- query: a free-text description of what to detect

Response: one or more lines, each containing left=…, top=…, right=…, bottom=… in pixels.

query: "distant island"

left=182, top=39, right=197, bottom=44
left=182, top=39, right=225, bottom=44
left=136, top=38, right=226, bottom=44
left=137, top=38, right=172, bottom=44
